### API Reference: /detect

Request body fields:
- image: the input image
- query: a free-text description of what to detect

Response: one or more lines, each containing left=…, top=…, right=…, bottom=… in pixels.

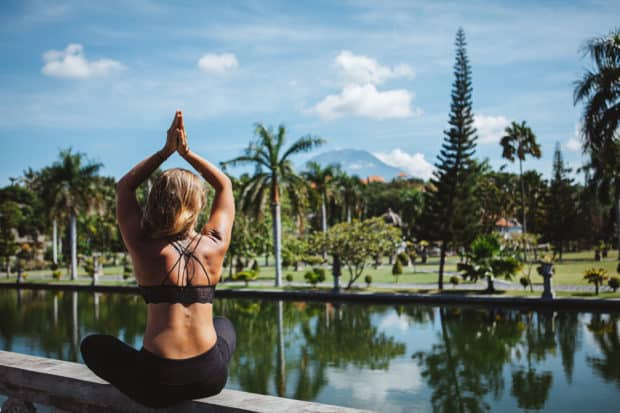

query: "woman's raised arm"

left=116, top=112, right=181, bottom=248
left=177, top=118, right=234, bottom=250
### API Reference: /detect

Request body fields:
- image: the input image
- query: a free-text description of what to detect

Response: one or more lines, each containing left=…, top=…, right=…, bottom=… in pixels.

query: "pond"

left=0, top=289, right=619, bottom=412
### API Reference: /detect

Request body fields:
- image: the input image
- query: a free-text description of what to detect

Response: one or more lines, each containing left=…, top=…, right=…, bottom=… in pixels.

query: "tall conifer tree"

left=545, top=143, right=578, bottom=260
left=422, top=28, right=480, bottom=289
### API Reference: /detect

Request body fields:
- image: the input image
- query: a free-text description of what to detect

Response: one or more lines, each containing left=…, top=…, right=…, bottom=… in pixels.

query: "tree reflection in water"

left=413, top=307, right=524, bottom=413
left=587, top=313, right=620, bottom=390
left=510, top=311, right=555, bottom=411
left=221, top=299, right=406, bottom=400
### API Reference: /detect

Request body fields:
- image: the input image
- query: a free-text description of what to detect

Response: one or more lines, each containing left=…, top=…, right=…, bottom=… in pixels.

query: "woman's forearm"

left=181, top=150, right=231, bottom=192
left=118, top=149, right=172, bottom=190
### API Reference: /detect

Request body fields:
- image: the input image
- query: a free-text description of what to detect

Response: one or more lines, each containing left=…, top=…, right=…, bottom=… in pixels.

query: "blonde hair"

left=142, top=168, right=206, bottom=239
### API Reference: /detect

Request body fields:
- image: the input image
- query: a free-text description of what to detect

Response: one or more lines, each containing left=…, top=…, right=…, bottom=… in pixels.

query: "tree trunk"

left=438, top=242, right=446, bottom=290
left=52, top=219, right=58, bottom=264
left=332, top=254, right=341, bottom=292
left=70, top=214, right=78, bottom=281
left=519, top=158, right=528, bottom=263
left=321, top=195, right=327, bottom=233
left=272, top=202, right=283, bottom=286
left=486, top=275, right=495, bottom=292
left=347, top=205, right=351, bottom=223
left=616, top=197, right=620, bottom=260
left=265, top=254, right=269, bottom=267
left=595, top=281, right=599, bottom=295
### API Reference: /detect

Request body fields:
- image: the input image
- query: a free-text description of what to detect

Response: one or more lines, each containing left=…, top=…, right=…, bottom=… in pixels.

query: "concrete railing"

left=0, top=351, right=371, bottom=413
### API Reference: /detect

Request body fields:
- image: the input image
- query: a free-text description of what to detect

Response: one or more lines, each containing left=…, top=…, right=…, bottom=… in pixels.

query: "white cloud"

left=41, top=44, right=124, bottom=79
left=564, top=124, right=582, bottom=152
left=474, top=114, right=510, bottom=144
left=335, top=50, right=414, bottom=85
left=374, top=148, right=434, bottom=180
left=327, top=363, right=422, bottom=408
left=197, top=53, right=238, bottom=74
left=310, top=84, right=415, bottom=120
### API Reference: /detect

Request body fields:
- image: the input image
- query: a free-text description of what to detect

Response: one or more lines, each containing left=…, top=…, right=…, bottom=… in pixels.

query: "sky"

left=1, top=0, right=618, bottom=185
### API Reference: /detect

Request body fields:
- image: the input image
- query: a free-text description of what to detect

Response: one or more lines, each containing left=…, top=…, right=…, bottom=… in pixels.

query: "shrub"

left=364, top=275, right=373, bottom=288
left=123, top=265, right=132, bottom=280
left=82, top=258, right=95, bottom=278
left=608, top=276, right=620, bottom=292
left=392, top=260, right=403, bottom=276
left=285, top=273, right=294, bottom=284
left=313, top=267, right=327, bottom=280
left=52, top=270, right=62, bottom=280
left=304, top=268, right=326, bottom=287
left=50, top=262, right=59, bottom=271
left=449, top=275, right=460, bottom=288
left=397, top=252, right=409, bottom=266
left=584, top=267, right=609, bottom=295
left=519, top=276, right=530, bottom=290
left=233, top=270, right=258, bottom=287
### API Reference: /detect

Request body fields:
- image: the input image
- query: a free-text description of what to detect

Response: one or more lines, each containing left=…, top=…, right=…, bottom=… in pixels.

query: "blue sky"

left=1, top=0, right=618, bottom=185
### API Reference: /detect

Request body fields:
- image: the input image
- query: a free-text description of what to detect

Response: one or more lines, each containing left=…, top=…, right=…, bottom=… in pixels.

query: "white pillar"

left=70, top=214, right=77, bottom=281
left=272, top=203, right=282, bottom=287
left=52, top=219, right=58, bottom=264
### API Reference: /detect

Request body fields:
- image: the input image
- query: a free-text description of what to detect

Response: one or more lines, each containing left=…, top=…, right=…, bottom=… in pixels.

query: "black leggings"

left=80, top=316, right=236, bottom=408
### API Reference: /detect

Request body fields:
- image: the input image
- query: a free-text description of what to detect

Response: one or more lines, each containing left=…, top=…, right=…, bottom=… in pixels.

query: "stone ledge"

left=1, top=282, right=619, bottom=310
left=0, top=351, right=371, bottom=413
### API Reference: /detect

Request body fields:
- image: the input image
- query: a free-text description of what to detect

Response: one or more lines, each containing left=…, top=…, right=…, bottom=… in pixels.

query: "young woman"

left=80, top=111, right=236, bottom=408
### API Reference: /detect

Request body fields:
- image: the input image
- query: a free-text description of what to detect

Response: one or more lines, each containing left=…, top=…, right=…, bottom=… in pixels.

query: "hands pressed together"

left=162, top=110, right=190, bottom=158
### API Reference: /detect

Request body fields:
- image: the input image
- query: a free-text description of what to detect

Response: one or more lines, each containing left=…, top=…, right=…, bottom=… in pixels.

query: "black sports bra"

left=138, top=234, right=216, bottom=304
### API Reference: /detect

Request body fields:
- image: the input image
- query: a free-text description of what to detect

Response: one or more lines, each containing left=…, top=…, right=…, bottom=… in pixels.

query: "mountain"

left=302, top=149, right=406, bottom=181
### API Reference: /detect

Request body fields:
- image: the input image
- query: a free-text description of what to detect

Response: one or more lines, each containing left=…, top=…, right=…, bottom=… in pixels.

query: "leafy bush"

left=397, top=252, right=409, bottom=266
left=304, top=268, right=326, bottom=287
left=123, top=264, right=132, bottom=280
left=608, top=276, right=620, bottom=292
left=449, top=275, right=460, bottom=287
left=285, top=273, right=294, bottom=284
left=52, top=270, right=62, bottom=280
left=364, top=275, right=372, bottom=287
left=82, top=257, right=95, bottom=278
left=519, top=276, right=530, bottom=290
left=584, top=267, right=609, bottom=295
left=313, top=267, right=327, bottom=280
left=50, top=262, right=59, bottom=271
left=392, top=260, right=403, bottom=276
left=233, top=270, right=258, bottom=287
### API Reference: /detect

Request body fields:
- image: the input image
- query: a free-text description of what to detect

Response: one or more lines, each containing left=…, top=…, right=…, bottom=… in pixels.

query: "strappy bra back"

left=139, top=234, right=216, bottom=305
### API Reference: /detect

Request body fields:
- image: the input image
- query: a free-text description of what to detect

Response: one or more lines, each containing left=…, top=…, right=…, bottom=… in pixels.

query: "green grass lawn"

left=7, top=249, right=619, bottom=289
left=250, top=250, right=619, bottom=287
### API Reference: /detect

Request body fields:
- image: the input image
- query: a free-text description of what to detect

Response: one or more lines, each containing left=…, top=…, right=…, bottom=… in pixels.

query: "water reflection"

left=587, top=314, right=620, bottom=390
left=0, top=289, right=619, bottom=412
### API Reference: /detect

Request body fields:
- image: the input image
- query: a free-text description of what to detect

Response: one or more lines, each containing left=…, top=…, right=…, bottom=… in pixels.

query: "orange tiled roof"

left=362, top=175, right=385, bottom=184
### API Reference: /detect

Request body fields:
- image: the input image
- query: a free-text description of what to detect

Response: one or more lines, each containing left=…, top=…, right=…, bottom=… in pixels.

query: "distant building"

left=361, top=175, right=385, bottom=184
left=495, top=217, right=523, bottom=235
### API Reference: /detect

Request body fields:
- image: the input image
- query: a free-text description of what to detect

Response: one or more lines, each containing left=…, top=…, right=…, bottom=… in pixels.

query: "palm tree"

left=500, top=121, right=542, bottom=237
left=223, top=123, right=324, bottom=286
left=335, top=172, right=363, bottom=223
left=41, top=149, right=102, bottom=280
left=302, top=162, right=339, bottom=233
left=574, top=27, right=620, bottom=258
